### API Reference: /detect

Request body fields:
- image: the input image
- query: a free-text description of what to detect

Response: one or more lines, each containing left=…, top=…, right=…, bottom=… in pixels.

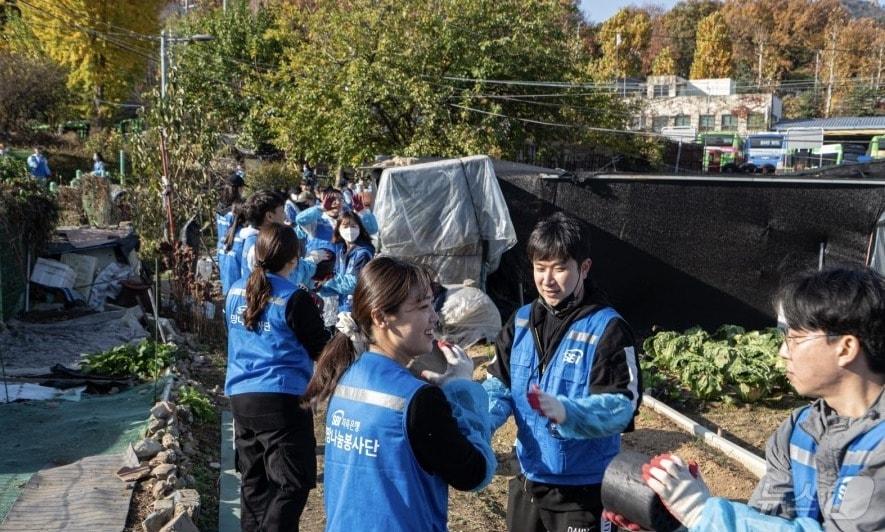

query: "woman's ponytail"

left=243, top=263, right=271, bottom=331
left=224, top=204, right=244, bottom=252
left=302, top=333, right=358, bottom=406
left=242, top=223, right=300, bottom=330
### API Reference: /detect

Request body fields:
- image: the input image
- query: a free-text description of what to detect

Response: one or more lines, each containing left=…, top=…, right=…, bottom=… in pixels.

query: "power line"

left=449, top=103, right=664, bottom=137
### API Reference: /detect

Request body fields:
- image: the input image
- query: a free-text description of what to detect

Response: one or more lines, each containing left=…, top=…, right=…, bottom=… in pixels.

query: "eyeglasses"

left=781, top=334, right=835, bottom=354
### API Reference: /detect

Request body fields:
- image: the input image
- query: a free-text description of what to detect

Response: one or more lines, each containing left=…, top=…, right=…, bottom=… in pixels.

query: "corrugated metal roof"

left=774, top=117, right=885, bottom=130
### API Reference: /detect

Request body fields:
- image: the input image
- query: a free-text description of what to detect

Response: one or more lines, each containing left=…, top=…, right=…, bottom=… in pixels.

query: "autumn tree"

left=663, top=0, right=720, bottom=78
left=15, top=0, right=165, bottom=117
left=719, top=0, right=844, bottom=86
left=690, top=12, right=733, bottom=79
left=592, top=7, right=652, bottom=80
left=652, top=47, right=677, bottom=76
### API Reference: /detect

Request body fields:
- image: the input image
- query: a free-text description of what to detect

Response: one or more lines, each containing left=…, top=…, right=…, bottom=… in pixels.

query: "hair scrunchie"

left=335, top=311, right=368, bottom=354
left=255, top=258, right=267, bottom=269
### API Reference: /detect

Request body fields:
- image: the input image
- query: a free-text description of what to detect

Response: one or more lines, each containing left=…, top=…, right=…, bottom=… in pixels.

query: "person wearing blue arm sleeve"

left=319, top=211, right=375, bottom=312
left=485, top=213, right=641, bottom=532
left=303, top=257, right=496, bottom=532
left=295, top=190, right=341, bottom=254
left=636, top=267, right=885, bottom=532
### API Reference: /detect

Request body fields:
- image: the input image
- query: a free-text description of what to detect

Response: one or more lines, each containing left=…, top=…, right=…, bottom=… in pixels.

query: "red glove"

left=642, top=453, right=699, bottom=481
left=527, top=383, right=542, bottom=412
left=602, top=510, right=643, bottom=531
left=352, top=193, right=364, bottom=212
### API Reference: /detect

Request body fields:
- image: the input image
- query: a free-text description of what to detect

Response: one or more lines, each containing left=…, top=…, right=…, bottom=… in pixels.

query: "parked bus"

left=742, top=133, right=785, bottom=174
left=698, top=131, right=743, bottom=172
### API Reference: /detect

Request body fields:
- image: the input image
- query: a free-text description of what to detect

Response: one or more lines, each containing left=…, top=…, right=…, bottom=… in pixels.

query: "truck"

left=742, top=133, right=785, bottom=174
left=698, top=131, right=743, bottom=172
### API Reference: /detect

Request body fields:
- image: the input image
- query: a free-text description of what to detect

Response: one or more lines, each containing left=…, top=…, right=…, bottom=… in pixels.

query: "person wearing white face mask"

left=319, top=211, right=376, bottom=312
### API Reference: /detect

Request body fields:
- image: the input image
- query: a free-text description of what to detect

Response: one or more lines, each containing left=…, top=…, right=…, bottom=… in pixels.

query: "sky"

left=580, top=0, right=680, bottom=23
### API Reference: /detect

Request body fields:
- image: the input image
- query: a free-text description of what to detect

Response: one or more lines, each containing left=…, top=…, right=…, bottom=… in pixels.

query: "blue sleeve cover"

left=359, top=211, right=379, bottom=235
left=556, top=393, right=634, bottom=439
left=481, top=375, right=514, bottom=432
left=295, top=205, right=323, bottom=226
left=288, top=259, right=317, bottom=287
left=440, top=379, right=497, bottom=491
left=322, top=272, right=357, bottom=296
left=691, top=498, right=823, bottom=532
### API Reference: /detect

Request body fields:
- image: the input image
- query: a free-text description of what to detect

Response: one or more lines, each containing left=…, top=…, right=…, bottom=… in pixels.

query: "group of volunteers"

left=220, top=165, right=884, bottom=532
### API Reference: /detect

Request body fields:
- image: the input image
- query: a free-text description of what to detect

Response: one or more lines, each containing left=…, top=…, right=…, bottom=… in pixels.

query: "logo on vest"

left=229, top=305, right=271, bottom=332
left=563, top=349, right=584, bottom=364
left=327, top=409, right=378, bottom=457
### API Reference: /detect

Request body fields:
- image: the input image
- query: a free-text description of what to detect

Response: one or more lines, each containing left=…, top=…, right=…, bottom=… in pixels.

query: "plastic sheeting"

left=374, top=155, right=517, bottom=286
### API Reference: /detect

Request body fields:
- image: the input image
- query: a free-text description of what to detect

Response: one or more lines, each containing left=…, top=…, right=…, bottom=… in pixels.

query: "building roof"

left=775, top=117, right=885, bottom=131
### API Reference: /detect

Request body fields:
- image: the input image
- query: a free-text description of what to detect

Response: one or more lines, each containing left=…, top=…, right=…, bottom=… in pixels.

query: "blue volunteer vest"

left=224, top=273, right=312, bottom=396
left=216, top=212, right=240, bottom=296
left=324, top=353, right=448, bottom=532
left=239, top=228, right=260, bottom=280
left=335, top=243, right=374, bottom=312
left=789, top=405, right=885, bottom=520
left=510, top=303, right=622, bottom=485
left=305, top=215, right=335, bottom=253
left=215, top=211, right=234, bottom=250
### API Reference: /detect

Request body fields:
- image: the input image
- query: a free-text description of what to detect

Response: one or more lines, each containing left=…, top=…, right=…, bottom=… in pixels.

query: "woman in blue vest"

left=622, top=267, right=885, bottom=532
left=302, top=257, right=497, bottom=532
left=216, top=174, right=244, bottom=295
left=238, top=190, right=287, bottom=281
left=318, top=211, right=375, bottom=313
left=225, top=223, right=330, bottom=532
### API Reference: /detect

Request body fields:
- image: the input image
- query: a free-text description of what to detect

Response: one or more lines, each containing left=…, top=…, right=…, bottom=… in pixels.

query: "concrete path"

left=0, top=454, right=131, bottom=532
left=218, top=410, right=240, bottom=532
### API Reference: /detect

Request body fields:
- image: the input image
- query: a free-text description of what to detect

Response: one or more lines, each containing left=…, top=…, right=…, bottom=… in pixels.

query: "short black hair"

left=776, top=266, right=885, bottom=374
left=526, top=212, right=591, bottom=264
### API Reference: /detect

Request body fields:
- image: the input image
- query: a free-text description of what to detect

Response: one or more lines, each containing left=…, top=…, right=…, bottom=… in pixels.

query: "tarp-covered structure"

left=374, top=155, right=517, bottom=286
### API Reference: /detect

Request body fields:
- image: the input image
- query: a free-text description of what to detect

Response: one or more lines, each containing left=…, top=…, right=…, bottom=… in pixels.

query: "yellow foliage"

left=16, top=0, right=164, bottom=115
left=690, top=12, right=733, bottom=79
left=652, top=47, right=677, bottom=76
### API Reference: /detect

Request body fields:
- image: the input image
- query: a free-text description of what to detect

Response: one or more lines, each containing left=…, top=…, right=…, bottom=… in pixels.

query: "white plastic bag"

left=438, top=283, right=502, bottom=347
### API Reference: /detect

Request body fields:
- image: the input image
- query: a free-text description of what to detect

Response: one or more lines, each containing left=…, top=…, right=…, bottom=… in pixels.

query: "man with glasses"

left=630, top=267, right=885, bottom=531
left=483, top=212, right=641, bottom=532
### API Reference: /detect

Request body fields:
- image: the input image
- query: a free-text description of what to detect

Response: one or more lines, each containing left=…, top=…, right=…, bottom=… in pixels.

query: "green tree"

left=592, top=7, right=652, bottom=80
left=170, top=1, right=283, bottom=152
left=0, top=49, right=69, bottom=131
left=690, top=12, right=733, bottom=79
left=261, top=0, right=633, bottom=166
left=663, top=0, right=720, bottom=78
left=16, top=0, right=165, bottom=117
left=652, top=47, right=677, bottom=76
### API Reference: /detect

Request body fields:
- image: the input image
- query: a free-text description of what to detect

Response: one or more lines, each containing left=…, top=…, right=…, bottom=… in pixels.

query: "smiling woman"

left=304, top=256, right=497, bottom=532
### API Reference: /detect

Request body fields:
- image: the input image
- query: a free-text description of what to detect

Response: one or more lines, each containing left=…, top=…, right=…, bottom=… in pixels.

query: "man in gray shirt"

left=637, top=267, right=885, bottom=531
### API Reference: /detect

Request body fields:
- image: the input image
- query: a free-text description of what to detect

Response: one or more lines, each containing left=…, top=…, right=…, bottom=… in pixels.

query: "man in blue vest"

left=483, top=212, right=642, bottom=532
left=636, top=267, right=885, bottom=531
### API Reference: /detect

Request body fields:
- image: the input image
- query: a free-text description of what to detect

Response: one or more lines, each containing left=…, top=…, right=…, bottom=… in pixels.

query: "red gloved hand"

left=352, top=194, right=364, bottom=212
left=527, top=383, right=542, bottom=412
left=322, top=193, right=339, bottom=212
left=602, top=510, right=643, bottom=531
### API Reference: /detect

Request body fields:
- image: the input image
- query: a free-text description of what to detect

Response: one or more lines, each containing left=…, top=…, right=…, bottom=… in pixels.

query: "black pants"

left=232, top=393, right=317, bottom=532
left=507, top=476, right=610, bottom=532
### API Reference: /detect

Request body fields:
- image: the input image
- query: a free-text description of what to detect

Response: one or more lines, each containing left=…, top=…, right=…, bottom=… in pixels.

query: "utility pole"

left=825, top=28, right=837, bottom=118
left=160, top=29, right=167, bottom=99
left=223, top=0, right=227, bottom=12
left=876, top=45, right=883, bottom=90
left=757, top=39, right=764, bottom=89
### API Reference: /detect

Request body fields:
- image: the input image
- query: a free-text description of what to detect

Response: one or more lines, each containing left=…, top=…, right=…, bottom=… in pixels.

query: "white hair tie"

left=335, top=312, right=368, bottom=354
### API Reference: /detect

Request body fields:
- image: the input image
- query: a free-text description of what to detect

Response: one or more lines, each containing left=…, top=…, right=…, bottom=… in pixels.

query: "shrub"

left=177, top=385, right=215, bottom=422
left=245, top=161, right=299, bottom=195
left=82, top=339, right=181, bottom=379
left=0, top=50, right=69, bottom=132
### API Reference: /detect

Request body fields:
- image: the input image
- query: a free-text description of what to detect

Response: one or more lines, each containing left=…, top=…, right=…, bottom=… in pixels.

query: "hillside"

left=842, top=0, right=885, bottom=20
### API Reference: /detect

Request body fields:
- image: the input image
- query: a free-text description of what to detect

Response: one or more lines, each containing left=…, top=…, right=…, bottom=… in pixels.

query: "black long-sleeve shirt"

left=285, top=289, right=330, bottom=360
left=405, top=384, right=490, bottom=491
